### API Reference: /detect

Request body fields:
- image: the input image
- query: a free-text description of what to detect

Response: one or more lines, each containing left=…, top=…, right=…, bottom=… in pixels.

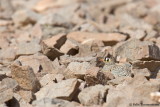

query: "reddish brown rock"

left=41, top=33, right=66, bottom=60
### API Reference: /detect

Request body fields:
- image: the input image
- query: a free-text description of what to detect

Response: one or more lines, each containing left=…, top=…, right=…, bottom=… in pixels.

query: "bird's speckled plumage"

left=101, top=56, right=132, bottom=77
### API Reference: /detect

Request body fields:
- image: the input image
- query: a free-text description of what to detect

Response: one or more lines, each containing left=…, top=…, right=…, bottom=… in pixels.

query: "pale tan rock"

left=35, top=78, right=80, bottom=101
left=54, top=74, right=65, bottom=83
left=1, top=78, right=18, bottom=90
left=13, top=93, right=33, bottom=107
left=67, top=62, right=91, bottom=79
left=17, top=54, right=55, bottom=74
left=106, top=75, right=160, bottom=107
left=78, top=85, right=109, bottom=106
left=10, top=64, right=41, bottom=92
left=18, top=90, right=34, bottom=103
left=16, top=41, right=41, bottom=56
left=115, top=39, right=160, bottom=61
left=32, top=98, right=80, bottom=107
left=40, top=74, right=55, bottom=87
left=0, top=20, right=13, bottom=26
left=12, top=9, right=41, bottom=27
left=0, top=47, right=17, bottom=61
left=67, top=32, right=127, bottom=43
left=133, top=68, right=151, bottom=77
left=150, top=92, right=160, bottom=103
left=0, top=88, right=13, bottom=104
left=60, top=38, right=79, bottom=55
left=33, top=0, right=79, bottom=12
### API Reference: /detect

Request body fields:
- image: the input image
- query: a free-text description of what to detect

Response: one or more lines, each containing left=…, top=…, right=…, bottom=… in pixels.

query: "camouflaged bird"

left=99, top=56, right=132, bottom=78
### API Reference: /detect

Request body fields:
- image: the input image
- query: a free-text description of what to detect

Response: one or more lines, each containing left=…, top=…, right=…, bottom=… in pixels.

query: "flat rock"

left=0, top=81, right=14, bottom=104
left=0, top=89, right=13, bottom=104
left=66, top=62, right=91, bottom=79
left=78, top=85, right=109, bottom=106
left=16, top=41, right=41, bottom=56
left=35, top=78, right=80, bottom=101
left=32, top=98, right=79, bottom=107
left=12, top=9, right=41, bottom=27
left=60, top=38, right=79, bottom=55
left=1, top=78, right=18, bottom=90
left=39, top=74, right=55, bottom=87
left=132, top=60, right=160, bottom=72
left=16, top=54, right=55, bottom=74
left=67, top=32, right=127, bottom=43
left=18, top=90, right=34, bottom=103
left=10, top=64, right=41, bottom=92
left=106, top=75, right=160, bottom=107
left=115, top=39, right=160, bottom=61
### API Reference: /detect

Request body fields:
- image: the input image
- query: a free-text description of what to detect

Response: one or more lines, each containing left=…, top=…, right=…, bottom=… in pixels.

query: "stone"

left=35, top=78, right=80, bottom=101
left=10, top=64, right=41, bottom=92
left=40, top=74, right=55, bottom=87
left=66, top=62, right=91, bottom=79
left=132, top=68, right=151, bottom=77
left=67, top=32, right=127, bottom=43
left=107, top=76, right=132, bottom=86
left=18, top=90, right=34, bottom=103
left=41, top=33, right=66, bottom=60
left=32, top=98, right=79, bottom=107
left=106, top=75, right=160, bottom=107
left=132, top=60, right=160, bottom=72
left=12, top=9, right=41, bottom=27
left=1, top=78, right=18, bottom=90
left=60, top=38, right=79, bottom=55
left=16, top=41, right=41, bottom=56
left=0, top=47, right=17, bottom=61
left=0, top=88, right=13, bottom=104
left=33, top=0, right=79, bottom=12
left=0, top=20, right=13, bottom=26
left=78, top=85, right=109, bottom=106
left=115, top=39, right=160, bottom=61
left=16, top=54, right=55, bottom=74
left=54, top=74, right=65, bottom=83
left=150, top=92, right=160, bottom=103
left=13, top=93, right=33, bottom=107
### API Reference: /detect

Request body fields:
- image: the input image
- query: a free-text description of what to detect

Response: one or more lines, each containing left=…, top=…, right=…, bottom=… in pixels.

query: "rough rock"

left=0, top=47, right=17, bottom=62
left=41, top=33, right=66, bottom=60
left=32, top=98, right=79, bottom=107
left=78, top=85, right=109, bottom=106
left=16, top=54, right=55, bottom=74
left=60, top=38, right=79, bottom=55
left=0, top=85, right=13, bottom=104
left=115, top=39, right=160, bottom=61
left=35, top=78, right=80, bottom=101
left=16, top=41, right=41, bottom=57
left=106, top=75, right=160, bottom=107
left=17, top=90, right=34, bottom=103
left=66, top=62, right=91, bottom=79
left=67, top=32, right=127, bottom=43
left=10, top=63, right=41, bottom=92
left=1, top=78, right=18, bottom=90
left=12, top=9, right=41, bottom=27
left=39, top=74, right=55, bottom=87
left=132, top=68, right=151, bottom=77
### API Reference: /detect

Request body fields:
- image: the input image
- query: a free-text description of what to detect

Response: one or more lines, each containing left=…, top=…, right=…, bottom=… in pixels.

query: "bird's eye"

left=105, top=57, right=110, bottom=62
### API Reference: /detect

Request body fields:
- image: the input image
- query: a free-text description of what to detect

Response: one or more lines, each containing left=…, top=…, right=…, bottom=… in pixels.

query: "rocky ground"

left=0, top=0, right=160, bottom=107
